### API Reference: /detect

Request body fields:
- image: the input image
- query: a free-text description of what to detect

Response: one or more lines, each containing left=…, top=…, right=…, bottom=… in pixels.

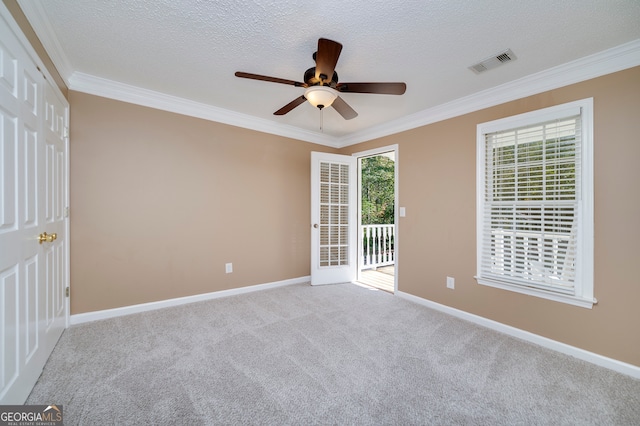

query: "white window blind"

left=476, top=99, right=594, bottom=308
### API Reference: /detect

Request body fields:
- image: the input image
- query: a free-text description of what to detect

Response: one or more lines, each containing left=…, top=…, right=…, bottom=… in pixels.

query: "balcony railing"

left=361, top=224, right=395, bottom=269
left=488, top=228, right=575, bottom=291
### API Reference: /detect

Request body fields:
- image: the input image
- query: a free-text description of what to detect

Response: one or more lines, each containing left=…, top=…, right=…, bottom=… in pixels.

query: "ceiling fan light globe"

left=304, top=86, right=337, bottom=109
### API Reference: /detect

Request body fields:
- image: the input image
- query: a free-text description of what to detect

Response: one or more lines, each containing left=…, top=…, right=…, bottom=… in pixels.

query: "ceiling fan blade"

left=274, top=96, right=307, bottom=115
left=315, top=38, right=342, bottom=83
left=336, top=82, right=406, bottom=95
left=332, top=96, right=358, bottom=120
left=235, top=71, right=307, bottom=87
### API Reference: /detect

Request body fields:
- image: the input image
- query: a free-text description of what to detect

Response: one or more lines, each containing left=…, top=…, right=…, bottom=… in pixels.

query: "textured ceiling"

left=17, top=0, right=640, bottom=142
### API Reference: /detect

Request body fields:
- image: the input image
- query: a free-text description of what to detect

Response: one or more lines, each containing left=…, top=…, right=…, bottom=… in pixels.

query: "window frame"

left=476, top=98, right=595, bottom=308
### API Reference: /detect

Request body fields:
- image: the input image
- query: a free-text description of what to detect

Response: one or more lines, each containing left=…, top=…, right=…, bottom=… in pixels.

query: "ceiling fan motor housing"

left=304, top=67, right=339, bottom=87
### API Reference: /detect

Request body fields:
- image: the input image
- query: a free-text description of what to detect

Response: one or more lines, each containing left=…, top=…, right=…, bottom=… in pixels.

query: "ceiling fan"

left=235, top=38, right=406, bottom=120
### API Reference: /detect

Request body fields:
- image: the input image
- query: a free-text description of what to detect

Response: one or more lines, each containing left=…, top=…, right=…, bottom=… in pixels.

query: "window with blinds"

left=476, top=99, right=594, bottom=308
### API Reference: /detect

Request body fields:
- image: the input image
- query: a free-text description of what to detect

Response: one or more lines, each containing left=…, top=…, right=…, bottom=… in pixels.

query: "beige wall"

left=69, top=91, right=336, bottom=314
left=70, top=68, right=639, bottom=367
left=341, top=67, right=640, bottom=367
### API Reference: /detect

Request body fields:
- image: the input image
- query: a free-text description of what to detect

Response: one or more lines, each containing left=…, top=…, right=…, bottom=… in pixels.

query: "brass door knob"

left=38, top=232, right=58, bottom=244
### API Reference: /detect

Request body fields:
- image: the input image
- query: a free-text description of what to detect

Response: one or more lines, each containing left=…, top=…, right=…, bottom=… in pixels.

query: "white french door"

left=310, top=152, right=357, bottom=285
left=0, top=7, right=68, bottom=404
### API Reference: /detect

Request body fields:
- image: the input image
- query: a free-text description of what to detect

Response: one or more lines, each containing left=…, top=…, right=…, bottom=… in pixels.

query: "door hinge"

left=65, top=207, right=69, bottom=218
left=65, top=287, right=70, bottom=297
left=63, top=127, right=70, bottom=140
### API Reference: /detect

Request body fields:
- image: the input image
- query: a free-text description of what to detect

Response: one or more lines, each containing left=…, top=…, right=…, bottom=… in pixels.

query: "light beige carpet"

left=27, top=283, right=640, bottom=425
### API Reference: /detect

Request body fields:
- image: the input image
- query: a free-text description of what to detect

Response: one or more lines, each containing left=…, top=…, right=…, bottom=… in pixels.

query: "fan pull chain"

left=320, top=108, right=324, bottom=132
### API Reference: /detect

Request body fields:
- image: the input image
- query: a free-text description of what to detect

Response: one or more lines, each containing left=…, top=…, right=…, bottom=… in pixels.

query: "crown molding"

left=16, top=0, right=74, bottom=86
left=72, top=39, right=639, bottom=148
left=336, top=39, right=640, bottom=147
left=25, top=0, right=639, bottom=149
left=69, top=72, right=339, bottom=147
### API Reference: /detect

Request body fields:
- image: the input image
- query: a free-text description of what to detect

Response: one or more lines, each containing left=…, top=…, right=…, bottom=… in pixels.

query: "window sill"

left=475, top=277, right=596, bottom=309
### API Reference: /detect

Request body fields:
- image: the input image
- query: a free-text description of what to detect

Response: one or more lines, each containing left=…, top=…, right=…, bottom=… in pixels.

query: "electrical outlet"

left=225, top=263, right=233, bottom=274
left=446, top=276, right=455, bottom=289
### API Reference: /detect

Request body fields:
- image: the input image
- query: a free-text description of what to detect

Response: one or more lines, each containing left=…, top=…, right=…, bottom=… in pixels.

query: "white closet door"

left=0, top=7, right=68, bottom=404
left=41, top=76, right=67, bottom=367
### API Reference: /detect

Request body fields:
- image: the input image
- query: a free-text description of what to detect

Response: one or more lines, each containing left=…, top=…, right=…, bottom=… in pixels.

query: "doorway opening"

left=356, top=147, right=397, bottom=293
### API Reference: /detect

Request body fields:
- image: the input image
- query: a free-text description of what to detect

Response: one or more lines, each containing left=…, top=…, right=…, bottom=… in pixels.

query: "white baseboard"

left=70, top=276, right=310, bottom=325
left=396, top=291, right=640, bottom=379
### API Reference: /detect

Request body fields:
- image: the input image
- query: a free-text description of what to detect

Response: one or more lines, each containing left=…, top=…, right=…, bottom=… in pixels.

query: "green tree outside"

left=361, top=155, right=395, bottom=225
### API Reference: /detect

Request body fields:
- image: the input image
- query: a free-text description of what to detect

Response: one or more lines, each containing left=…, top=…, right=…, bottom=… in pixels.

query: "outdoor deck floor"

left=358, top=265, right=395, bottom=293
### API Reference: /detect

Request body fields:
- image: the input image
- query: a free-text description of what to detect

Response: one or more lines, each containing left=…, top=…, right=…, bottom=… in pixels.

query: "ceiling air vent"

left=469, top=49, right=517, bottom=74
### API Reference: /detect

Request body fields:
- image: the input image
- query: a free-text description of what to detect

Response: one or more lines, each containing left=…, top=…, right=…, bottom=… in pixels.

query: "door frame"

left=59, top=89, right=70, bottom=328
left=352, top=144, right=399, bottom=293
left=50, top=83, right=71, bottom=329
